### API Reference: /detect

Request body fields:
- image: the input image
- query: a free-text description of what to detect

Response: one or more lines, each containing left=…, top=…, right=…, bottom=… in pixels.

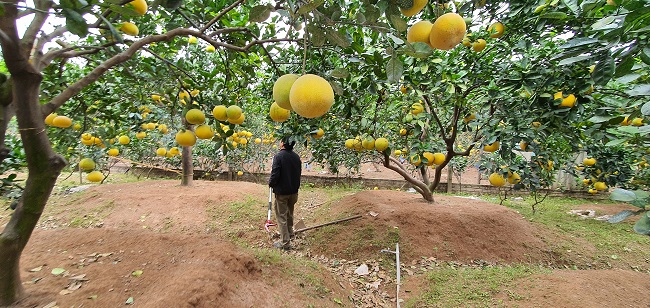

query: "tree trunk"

left=446, top=165, right=453, bottom=193
left=0, top=63, right=66, bottom=305
left=181, top=145, right=193, bottom=186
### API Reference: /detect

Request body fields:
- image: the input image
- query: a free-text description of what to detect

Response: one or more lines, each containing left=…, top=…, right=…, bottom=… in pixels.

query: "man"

left=268, top=136, right=302, bottom=250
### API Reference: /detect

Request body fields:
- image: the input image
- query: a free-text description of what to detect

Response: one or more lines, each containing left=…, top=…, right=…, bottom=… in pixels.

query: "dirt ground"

left=3, top=178, right=650, bottom=307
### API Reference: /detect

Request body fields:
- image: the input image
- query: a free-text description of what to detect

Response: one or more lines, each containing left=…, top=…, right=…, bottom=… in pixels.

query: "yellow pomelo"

left=206, top=45, right=215, bottom=52
left=228, top=113, right=245, bottom=125
left=507, top=172, right=521, bottom=184
left=128, top=0, right=148, bottom=15
left=169, top=147, right=180, bottom=155
left=519, top=141, right=528, bottom=151
left=489, top=173, right=506, bottom=186
left=156, top=147, right=167, bottom=156
left=361, top=136, right=375, bottom=150
left=87, top=171, right=104, bottom=183
left=394, top=149, right=402, bottom=156
left=429, top=13, right=466, bottom=50
left=559, top=94, right=576, bottom=108
left=45, top=113, right=57, bottom=126
left=212, top=105, right=228, bottom=121
left=411, top=102, right=424, bottom=115
left=315, top=128, right=325, bottom=138
left=118, top=135, right=130, bottom=145
left=269, top=102, right=291, bottom=122
left=583, top=158, right=596, bottom=166
left=487, top=22, right=505, bottom=38
left=594, top=181, right=608, bottom=191
left=107, top=148, right=119, bottom=157
left=631, top=118, right=643, bottom=126
left=407, top=20, right=433, bottom=45
left=422, top=152, right=435, bottom=166
left=289, top=74, right=334, bottom=119
left=73, top=123, right=82, bottom=130
left=146, top=122, right=156, bottom=130
left=175, top=130, right=197, bottom=147
left=483, top=141, right=500, bottom=152
left=399, top=128, right=407, bottom=136
left=81, top=137, right=94, bottom=146
left=226, top=105, right=242, bottom=120
left=410, top=154, right=422, bottom=166
left=190, top=89, right=200, bottom=96
left=374, top=137, right=389, bottom=152
left=472, top=39, right=486, bottom=52
left=255, top=138, right=262, bottom=144
left=400, top=0, right=428, bottom=17
left=52, top=116, right=72, bottom=128
left=136, top=132, right=146, bottom=139
left=237, top=171, right=243, bottom=176
left=432, top=152, right=445, bottom=165
left=188, top=36, right=197, bottom=44
left=195, top=124, right=214, bottom=139
left=79, top=158, right=96, bottom=171
left=120, top=22, right=139, bottom=36
left=345, top=139, right=355, bottom=149
left=273, top=74, right=299, bottom=110
left=185, top=109, right=206, bottom=125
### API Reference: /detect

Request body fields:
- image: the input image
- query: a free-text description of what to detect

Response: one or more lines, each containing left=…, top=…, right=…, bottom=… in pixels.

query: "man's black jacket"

left=269, top=149, right=302, bottom=195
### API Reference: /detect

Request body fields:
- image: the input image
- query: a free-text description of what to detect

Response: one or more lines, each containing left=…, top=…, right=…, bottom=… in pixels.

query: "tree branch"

left=201, top=0, right=246, bottom=32
left=22, top=0, right=53, bottom=59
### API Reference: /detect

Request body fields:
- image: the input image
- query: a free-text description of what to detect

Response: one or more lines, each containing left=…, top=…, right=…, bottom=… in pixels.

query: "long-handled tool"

left=264, top=187, right=276, bottom=232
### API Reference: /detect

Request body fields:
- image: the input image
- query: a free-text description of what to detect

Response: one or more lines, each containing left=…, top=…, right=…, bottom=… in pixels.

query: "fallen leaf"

left=125, top=297, right=134, bottom=305
left=69, top=274, right=88, bottom=281
left=131, top=270, right=143, bottom=277
left=369, top=211, right=379, bottom=217
left=88, top=295, right=98, bottom=300
left=42, top=301, right=58, bottom=308
left=59, top=289, right=73, bottom=295
left=29, top=266, right=43, bottom=272
left=67, top=281, right=83, bottom=291
left=51, top=268, right=66, bottom=276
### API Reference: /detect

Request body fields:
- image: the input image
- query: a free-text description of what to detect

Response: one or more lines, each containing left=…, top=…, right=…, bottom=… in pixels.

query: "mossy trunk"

left=0, top=53, right=66, bottom=305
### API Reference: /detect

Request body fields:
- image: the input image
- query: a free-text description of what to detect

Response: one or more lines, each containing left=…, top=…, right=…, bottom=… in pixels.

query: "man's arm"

left=269, top=155, right=280, bottom=187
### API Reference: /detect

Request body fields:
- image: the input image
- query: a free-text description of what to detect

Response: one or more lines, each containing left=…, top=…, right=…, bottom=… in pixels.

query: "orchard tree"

left=0, top=0, right=307, bottom=303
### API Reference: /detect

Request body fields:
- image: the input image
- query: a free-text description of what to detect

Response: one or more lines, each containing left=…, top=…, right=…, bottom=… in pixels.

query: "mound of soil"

left=315, top=191, right=557, bottom=264
left=4, top=180, right=648, bottom=307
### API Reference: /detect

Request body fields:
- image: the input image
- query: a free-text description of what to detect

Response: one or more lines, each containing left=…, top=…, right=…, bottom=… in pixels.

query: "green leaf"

left=97, top=13, right=123, bottom=43
left=540, top=12, right=568, bottom=19
left=627, top=84, right=650, bottom=96
left=559, top=37, right=598, bottom=49
left=591, top=16, right=617, bottom=31
left=614, top=57, right=635, bottom=77
left=641, top=102, right=650, bottom=116
left=249, top=5, right=272, bottom=23
left=108, top=4, right=141, bottom=17
left=63, top=9, right=88, bottom=37
left=131, top=270, right=143, bottom=277
left=401, top=42, right=432, bottom=58
left=325, top=29, right=350, bottom=48
left=51, top=268, right=66, bottom=275
left=388, top=13, right=407, bottom=32
left=386, top=57, right=403, bottom=84
left=125, top=297, right=134, bottom=305
left=640, top=48, right=650, bottom=65
left=633, top=213, right=650, bottom=235
left=297, top=0, right=324, bottom=15
left=592, top=54, right=615, bottom=86
left=561, top=0, right=579, bottom=14
left=610, top=188, right=637, bottom=202
left=308, top=25, right=326, bottom=47
left=330, top=68, right=349, bottom=79
left=558, top=55, right=591, bottom=66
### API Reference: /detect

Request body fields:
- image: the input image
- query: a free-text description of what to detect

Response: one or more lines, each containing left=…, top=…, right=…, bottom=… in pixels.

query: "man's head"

left=281, top=136, right=296, bottom=151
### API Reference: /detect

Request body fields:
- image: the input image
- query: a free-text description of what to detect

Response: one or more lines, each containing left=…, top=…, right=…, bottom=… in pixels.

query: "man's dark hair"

left=282, top=136, right=296, bottom=151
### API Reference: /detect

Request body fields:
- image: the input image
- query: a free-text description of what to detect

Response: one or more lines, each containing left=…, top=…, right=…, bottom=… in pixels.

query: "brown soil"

left=4, top=179, right=649, bottom=308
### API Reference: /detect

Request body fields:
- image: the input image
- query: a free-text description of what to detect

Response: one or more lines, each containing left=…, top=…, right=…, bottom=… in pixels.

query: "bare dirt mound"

left=18, top=228, right=347, bottom=308
left=311, top=190, right=557, bottom=264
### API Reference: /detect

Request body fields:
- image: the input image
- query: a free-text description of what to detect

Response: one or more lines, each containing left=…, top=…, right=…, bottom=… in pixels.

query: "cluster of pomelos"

left=345, top=136, right=390, bottom=152
left=272, top=73, right=335, bottom=119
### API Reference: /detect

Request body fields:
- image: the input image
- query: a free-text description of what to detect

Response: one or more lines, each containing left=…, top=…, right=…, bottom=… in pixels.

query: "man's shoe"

left=273, top=242, right=291, bottom=251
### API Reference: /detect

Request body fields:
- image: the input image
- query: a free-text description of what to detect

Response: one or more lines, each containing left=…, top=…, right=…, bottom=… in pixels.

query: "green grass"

left=205, top=194, right=264, bottom=245
left=404, top=264, right=549, bottom=307
left=67, top=199, right=116, bottom=228
left=482, top=195, right=650, bottom=270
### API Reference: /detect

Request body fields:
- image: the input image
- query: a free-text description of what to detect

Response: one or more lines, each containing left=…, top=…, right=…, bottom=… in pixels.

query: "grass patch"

left=67, top=199, right=116, bottom=228
left=405, top=264, right=548, bottom=307
left=205, top=194, right=264, bottom=245
left=485, top=195, right=650, bottom=270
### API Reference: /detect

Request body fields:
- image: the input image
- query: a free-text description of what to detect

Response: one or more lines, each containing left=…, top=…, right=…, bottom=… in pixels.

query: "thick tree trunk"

left=0, top=58, right=66, bottom=306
